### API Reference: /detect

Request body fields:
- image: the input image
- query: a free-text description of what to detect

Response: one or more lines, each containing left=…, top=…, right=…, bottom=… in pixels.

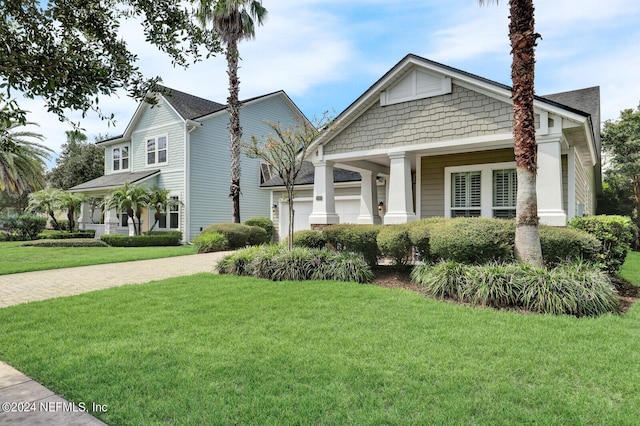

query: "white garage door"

left=279, top=198, right=361, bottom=239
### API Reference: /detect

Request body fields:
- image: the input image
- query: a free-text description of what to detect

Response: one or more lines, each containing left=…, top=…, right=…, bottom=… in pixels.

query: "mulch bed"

left=372, top=266, right=639, bottom=313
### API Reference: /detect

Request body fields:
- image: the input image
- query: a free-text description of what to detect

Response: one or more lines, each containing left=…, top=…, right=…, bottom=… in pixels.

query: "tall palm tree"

left=196, top=0, right=267, bottom=223
left=480, top=0, right=543, bottom=266
left=103, top=182, right=151, bottom=235
left=147, top=186, right=184, bottom=232
left=28, top=187, right=63, bottom=229
left=0, top=120, right=52, bottom=194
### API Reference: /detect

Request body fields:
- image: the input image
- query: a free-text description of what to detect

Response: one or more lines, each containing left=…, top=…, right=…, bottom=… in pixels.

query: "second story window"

left=112, top=145, right=129, bottom=171
left=147, top=135, right=168, bottom=166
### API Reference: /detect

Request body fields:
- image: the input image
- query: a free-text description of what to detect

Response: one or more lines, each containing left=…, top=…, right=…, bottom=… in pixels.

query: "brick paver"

left=0, top=251, right=231, bottom=308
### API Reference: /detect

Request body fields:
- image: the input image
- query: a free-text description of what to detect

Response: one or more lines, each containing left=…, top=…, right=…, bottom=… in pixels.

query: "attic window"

left=381, top=69, right=452, bottom=106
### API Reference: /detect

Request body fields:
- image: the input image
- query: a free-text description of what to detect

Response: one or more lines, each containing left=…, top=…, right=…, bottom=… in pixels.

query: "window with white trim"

left=493, top=169, right=517, bottom=219
left=451, top=171, right=481, bottom=217
left=112, top=145, right=129, bottom=171
left=146, top=135, right=168, bottom=166
left=157, top=196, right=180, bottom=229
left=445, top=162, right=517, bottom=220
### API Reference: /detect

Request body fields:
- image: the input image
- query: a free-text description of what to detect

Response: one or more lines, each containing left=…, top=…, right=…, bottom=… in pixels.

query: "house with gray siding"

left=70, top=86, right=306, bottom=242
left=264, top=54, right=601, bottom=235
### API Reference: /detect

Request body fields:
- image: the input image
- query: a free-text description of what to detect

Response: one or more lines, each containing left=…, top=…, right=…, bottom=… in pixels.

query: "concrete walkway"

left=0, top=251, right=231, bottom=425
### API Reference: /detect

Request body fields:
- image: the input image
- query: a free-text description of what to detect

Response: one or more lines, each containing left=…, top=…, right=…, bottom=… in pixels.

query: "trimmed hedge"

left=539, top=225, right=600, bottom=266
left=22, top=238, right=108, bottom=247
left=244, top=217, right=275, bottom=242
left=286, top=230, right=327, bottom=249
left=377, top=225, right=413, bottom=265
left=39, top=230, right=97, bottom=239
left=322, top=224, right=382, bottom=266
left=100, top=233, right=182, bottom=247
left=200, top=223, right=251, bottom=249
left=569, top=215, right=636, bottom=274
left=192, top=232, right=228, bottom=253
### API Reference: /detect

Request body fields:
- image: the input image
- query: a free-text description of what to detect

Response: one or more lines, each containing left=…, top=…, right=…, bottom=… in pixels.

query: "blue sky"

left=21, top=0, right=640, bottom=166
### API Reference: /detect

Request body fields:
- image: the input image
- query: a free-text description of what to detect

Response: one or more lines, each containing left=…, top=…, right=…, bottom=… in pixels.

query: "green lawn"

left=0, top=241, right=198, bottom=275
left=620, top=250, right=640, bottom=286
left=0, top=272, right=639, bottom=425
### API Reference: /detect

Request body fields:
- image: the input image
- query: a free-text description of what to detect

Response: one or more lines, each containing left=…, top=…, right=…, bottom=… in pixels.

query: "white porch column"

left=309, top=160, right=339, bottom=226
left=104, top=208, right=119, bottom=235
left=78, top=201, right=91, bottom=231
left=384, top=152, right=417, bottom=224
left=357, top=170, right=381, bottom=224
left=536, top=138, right=567, bottom=226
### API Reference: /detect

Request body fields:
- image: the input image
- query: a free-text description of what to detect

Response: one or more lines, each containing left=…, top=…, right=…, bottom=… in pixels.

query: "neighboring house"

left=70, top=86, right=306, bottom=242
left=263, top=54, right=601, bottom=236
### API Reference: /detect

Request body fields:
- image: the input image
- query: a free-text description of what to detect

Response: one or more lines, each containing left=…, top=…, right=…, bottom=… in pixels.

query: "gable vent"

left=381, top=69, right=452, bottom=106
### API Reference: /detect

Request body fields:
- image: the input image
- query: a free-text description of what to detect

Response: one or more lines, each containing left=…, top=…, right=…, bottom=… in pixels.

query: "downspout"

left=185, top=120, right=201, bottom=243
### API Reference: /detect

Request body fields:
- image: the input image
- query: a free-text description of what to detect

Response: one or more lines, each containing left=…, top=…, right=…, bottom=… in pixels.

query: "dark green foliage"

left=100, top=233, right=182, bottom=247
left=322, top=224, right=381, bottom=266
left=569, top=215, right=636, bottom=273
left=201, top=223, right=252, bottom=249
left=216, top=246, right=373, bottom=283
left=22, top=238, right=108, bottom=247
left=244, top=217, right=274, bottom=242
left=46, top=131, right=104, bottom=190
left=192, top=231, right=228, bottom=253
left=288, top=230, right=327, bottom=249
left=0, top=214, right=47, bottom=240
left=539, top=225, right=601, bottom=266
left=377, top=225, right=413, bottom=265
left=246, top=226, right=269, bottom=246
left=427, top=218, right=514, bottom=264
left=53, top=219, right=69, bottom=231
left=39, top=230, right=96, bottom=239
left=406, top=219, right=445, bottom=261
left=412, top=261, right=619, bottom=317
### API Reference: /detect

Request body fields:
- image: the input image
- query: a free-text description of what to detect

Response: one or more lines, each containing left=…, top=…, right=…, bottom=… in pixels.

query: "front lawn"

left=0, top=273, right=638, bottom=425
left=0, top=241, right=197, bottom=275
left=620, top=250, right=640, bottom=286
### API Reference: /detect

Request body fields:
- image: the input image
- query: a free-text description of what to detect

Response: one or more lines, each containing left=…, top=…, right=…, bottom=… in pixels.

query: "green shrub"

left=411, top=260, right=619, bottom=317
left=100, top=233, right=182, bottom=247
left=216, top=246, right=373, bottom=283
left=53, top=219, right=70, bottom=231
left=568, top=215, right=636, bottom=274
left=323, top=224, right=381, bottom=266
left=406, top=219, right=445, bottom=261
left=287, top=230, right=327, bottom=249
left=246, top=225, right=269, bottom=246
left=22, top=238, right=108, bottom=247
left=146, top=230, right=183, bottom=239
left=201, top=223, right=251, bottom=249
left=1, top=215, right=47, bottom=240
left=244, top=217, right=274, bottom=242
left=427, top=218, right=514, bottom=264
left=39, top=230, right=97, bottom=239
left=192, top=232, right=228, bottom=253
left=377, top=225, right=413, bottom=265
left=539, top=225, right=601, bottom=266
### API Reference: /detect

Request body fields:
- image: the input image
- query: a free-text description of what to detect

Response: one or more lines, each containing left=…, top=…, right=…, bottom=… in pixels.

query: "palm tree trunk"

left=227, top=41, right=242, bottom=224
left=510, top=0, right=543, bottom=267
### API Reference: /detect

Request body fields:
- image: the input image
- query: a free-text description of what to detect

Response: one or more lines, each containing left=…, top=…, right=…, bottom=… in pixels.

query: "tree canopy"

left=601, top=104, right=640, bottom=229
left=47, top=130, right=104, bottom=190
left=1, top=0, right=221, bottom=127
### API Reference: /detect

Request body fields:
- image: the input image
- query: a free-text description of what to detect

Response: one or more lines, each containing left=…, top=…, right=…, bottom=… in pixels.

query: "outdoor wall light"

left=378, top=201, right=385, bottom=212
left=272, top=204, right=278, bottom=213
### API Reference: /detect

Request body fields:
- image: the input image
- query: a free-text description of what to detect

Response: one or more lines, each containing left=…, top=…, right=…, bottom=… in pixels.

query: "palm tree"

left=147, top=186, right=184, bottom=232
left=28, top=187, right=63, bottom=229
left=56, top=191, right=87, bottom=232
left=0, top=120, right=52, bottom=194
left=196, top=0, right=267, bottom=223
left=103, top=182, right=151, bottom=235
left=480, top=0, right=543, bottom=266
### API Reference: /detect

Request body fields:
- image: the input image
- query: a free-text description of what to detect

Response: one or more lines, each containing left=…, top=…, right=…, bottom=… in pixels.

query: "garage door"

left=279, top=198, right=361, bottom=239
